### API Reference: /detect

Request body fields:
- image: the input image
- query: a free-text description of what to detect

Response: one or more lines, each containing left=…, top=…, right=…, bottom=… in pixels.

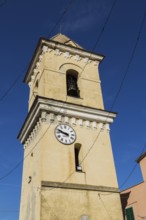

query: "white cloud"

left=45, top=0, right=112, bottom=34
left=62, top=0, right=112, bottom=32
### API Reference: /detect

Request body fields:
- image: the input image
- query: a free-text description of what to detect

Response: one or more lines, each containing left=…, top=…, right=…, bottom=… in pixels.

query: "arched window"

left=74, top=143, right=82, bottom=172
left=66, top=70, right=80, bottom=98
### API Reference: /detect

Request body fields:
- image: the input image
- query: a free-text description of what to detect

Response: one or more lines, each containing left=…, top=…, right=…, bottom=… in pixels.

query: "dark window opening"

left=28, top=176, right=32, bottom=184
left=66, top=70, right=80, bottom=98
left=74, top=144, right=82, bottom=172
left=125, top=207, right=135, bottom=220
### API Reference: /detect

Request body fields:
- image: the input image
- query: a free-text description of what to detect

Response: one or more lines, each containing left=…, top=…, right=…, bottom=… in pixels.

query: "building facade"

left=18, top=34, right=123, bottom=220
left=121, top=152, right=146, bottom=220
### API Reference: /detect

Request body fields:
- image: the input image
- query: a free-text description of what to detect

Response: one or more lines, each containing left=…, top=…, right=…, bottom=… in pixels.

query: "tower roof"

left=24, top=34, right=104, bottom=84
left=51, top=33, right=83, bottom=49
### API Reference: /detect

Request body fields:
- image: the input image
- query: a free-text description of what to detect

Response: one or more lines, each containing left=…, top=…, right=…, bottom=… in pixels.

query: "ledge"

left=41, top=181, right=120, bottom=193
left=18, top=96, right=117, bottom=144
left=24, top=37, right=104, bottom=84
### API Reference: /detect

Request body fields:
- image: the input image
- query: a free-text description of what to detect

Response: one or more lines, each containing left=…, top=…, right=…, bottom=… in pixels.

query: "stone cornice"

left=41, top=181, right=120, bottom=193
left=18, top=96, right=116, bottom=145
left=24, top=37, right=104, bottom=84
left=42, top=39, right=104, bottom=61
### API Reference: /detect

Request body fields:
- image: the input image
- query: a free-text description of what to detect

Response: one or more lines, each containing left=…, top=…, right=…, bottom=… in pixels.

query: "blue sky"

left=0, top=0, right=146, bottom=219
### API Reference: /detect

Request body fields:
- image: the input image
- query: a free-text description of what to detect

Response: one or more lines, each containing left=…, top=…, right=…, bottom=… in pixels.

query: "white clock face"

left=55, top=124, right=76, bottom=145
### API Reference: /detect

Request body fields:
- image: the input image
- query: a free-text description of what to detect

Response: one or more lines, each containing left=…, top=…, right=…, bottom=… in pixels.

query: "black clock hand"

left=57, top=129, right=69, bottom=136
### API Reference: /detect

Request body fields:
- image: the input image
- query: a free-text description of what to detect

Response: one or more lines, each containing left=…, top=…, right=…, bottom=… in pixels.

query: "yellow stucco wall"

left=19, top=36, right=123, bottom=220
left=28, top=50, right=104, bottom=110
left=19, top=119, right=123, bottom=220
left=39, top=121, right=118, bottom=187
left=41, top=187, right=123, bottom=220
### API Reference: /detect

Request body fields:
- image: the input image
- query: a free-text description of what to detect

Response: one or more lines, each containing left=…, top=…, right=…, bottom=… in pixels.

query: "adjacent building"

left=18, top=33, right=123, bottom=220
left=121, top=152, right=146, bottom=220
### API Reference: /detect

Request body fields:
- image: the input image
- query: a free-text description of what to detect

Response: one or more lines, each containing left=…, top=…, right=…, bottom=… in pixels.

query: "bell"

left=67, top=75, right=78, bottom=97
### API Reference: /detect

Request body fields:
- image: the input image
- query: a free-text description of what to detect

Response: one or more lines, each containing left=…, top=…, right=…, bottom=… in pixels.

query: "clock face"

left=55, top=124, right=76, bottom=145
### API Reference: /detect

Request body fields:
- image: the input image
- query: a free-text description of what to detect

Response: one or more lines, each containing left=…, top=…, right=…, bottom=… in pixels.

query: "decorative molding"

left=41, top=181, right=120, bottom=193
left=83, top=57, right=91, bottom=63
left=41, top=111, right=47, bottom=122
left=105, top=123, right=110, bottom=132
left=57, top=115, right=62, bottom=123
left=98, top=122, right=104, bottom=131
left=23, top=120, right=41, bottom=149
left=22, top=115, right=112, bottom=148
left=49, top=113, right=55, bottom=122
left=78, top=119, right=83, bottom=127
left=42, top=45, right=48, bottom=53
left=85, top=120, right=90, bottom=128
left=55, top=49, right=62, bottom=56
left=24, top=38, right=104, bottom=84
left=71, top=117, right=76, bottom=126
left=36, top=62, right=40, bottom=68
left=64, top=51, right=72, bottom=59
left=92, top=121, right=97, bottom=129
left=39, top=55, right=43, bottom=61
left=41, top=45, right=97, bottom=65
left=93, top=61, right=98, bottom=66
left=27, top=43, right=101, bottom=86
left=18, top=97, right=116, bottom=144
left=74, top=55, right=81, bottom=62
left=64, top=116, right=69, bottom=124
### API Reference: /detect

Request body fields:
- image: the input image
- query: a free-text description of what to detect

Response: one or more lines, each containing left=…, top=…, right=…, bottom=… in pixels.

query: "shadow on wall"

left=120, top=192, right=131, bottom=219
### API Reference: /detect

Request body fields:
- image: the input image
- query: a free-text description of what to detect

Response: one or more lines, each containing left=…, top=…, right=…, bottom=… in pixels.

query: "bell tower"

left=18, top=34, right=123, bottom=220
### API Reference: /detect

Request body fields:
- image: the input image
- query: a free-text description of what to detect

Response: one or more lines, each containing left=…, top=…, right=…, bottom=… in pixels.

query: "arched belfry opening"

left=66, top=69, right=80, bottom=98
left=74, top=143, right=82, bottom=172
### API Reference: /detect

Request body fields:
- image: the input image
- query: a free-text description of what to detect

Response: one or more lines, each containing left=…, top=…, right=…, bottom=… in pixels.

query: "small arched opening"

left=66, top=69, right=80, bottom=98
left=74, top=143, right=82, bottom=172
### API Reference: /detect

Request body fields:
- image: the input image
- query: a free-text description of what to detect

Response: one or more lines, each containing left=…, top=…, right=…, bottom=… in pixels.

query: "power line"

left=0, top=4, right=145, bottom=219
left=51, top=9, right=146, bottom=186
left=41, top=194, right=59, bottom=220
left=110, top=11, right=146, bottom=110
left=0, top=0, right=76, bottom=180
left=0, top=0, right=75, bottom=104
left=79, top=0, right=117, bottom=80
left=0, top=0, right=116, bottom=182
left=0, top=0, right=75, bottom=175
left=47, top=0, right=75, bottom=38
left=0, top=0, right=77, bottom=183
left=79, top=9, right=146, bottom=183
left=0, top=2, right=145, bottom=199
left=120, top=143, right=146, bottom=190
left=0, top=99, right=67, bottom=181
left=90, top=0, right=117, bottom=51
left=98, top=193, right=113, bottom=220
left=0, top=74, right=22, bottom=102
